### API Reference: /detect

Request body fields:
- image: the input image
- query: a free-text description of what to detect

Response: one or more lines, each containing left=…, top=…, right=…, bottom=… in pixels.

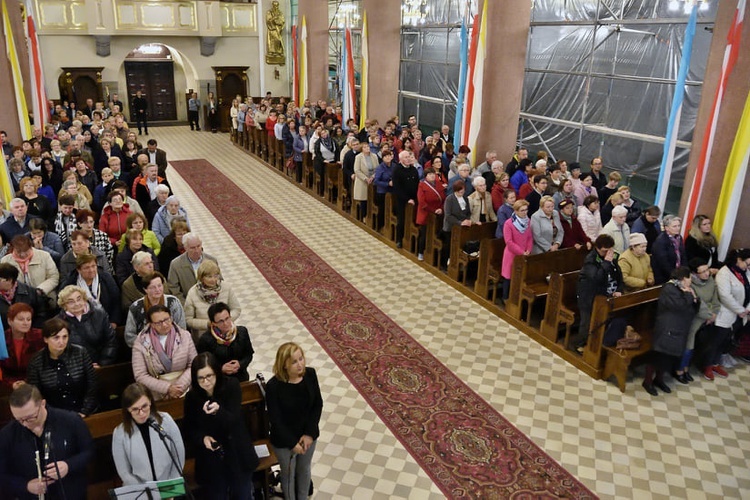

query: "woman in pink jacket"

left=501, top=199, right=533, bottom=301
left=99, top=191, right=133, bottom=245
left=132, top=304, right=197, bottom=401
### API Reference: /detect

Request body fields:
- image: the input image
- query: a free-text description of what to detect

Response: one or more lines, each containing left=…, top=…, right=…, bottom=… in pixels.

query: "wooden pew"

left=95, top=362, right=135, bottom=412
left=424, top=212, right=445, bottom=268
left=253, top=128, right=262, bottom=157
left=385, top=193, right=398, bottom=243
left=405, top=203, right=419, bottom=254
left=85, top=379, right=277, bottom=498
left=302, top=152, right=314, bottom=189
left=337, top=169, right=351, bottom=213
left=474, top=238, right=505, bottom=302
left=260, top=131, right=269, bottom=162
left=539, top=271, right=580, bottom=345
left=504, top=247, right=587, bottom=323
left=238, top=126, right=245, bottom=148
left=244, top=128, right=251, bottom=152
left=447, top=222, right=498, bottom=285
left=267, top=134, right=277, bottom=168
left=583, top=286, right=662, bottom=390
left=366, top=183, right=379, bottom=231
left=275, top=139, right=286, bottom=171
left=325, top=162, right=341, bottom=205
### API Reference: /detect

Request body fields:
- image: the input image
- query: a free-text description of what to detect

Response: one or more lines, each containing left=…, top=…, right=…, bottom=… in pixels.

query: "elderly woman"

left=183, top=353, right=259, bottom=498
left=642, top=267, right=699, bottom=396
left=313, top=128, right=338, bottom=197
left=147, top=184, right=171, bottom=226
left=352, top=143, right=379, bottom=221
left=60, top=176, right=91, bottom=210
left=468, top=176, right=497, bottom=225
left=76, top=209, right=115, bottom=269
left=0, top=235, right=59, bottom=298
left=158, top=219, right=189, bottom=277
left=61, top=253, right=121, bottom=325
left=125, top=272, right=186, bottom=348
left=651, top=215, right=688, bottom=285
left=99, top=191, right=133, bottom=246
left=552, top=178, right=576, bottom=210
left=197, top=302, right=254, bottom=382
left=57, top=284, right=117, bottom=366
left=558, top=199, right=591, bottom=250
left=115, top=229, right=159, bottom=287
left=152, top=196, right=190, bottom=244
left=26, top=317, right=98, bottom=416
left=112, top=383, right=185, bottom=485
left=415, top=168, right=445, bottom=262
left=373, top=150, right=395, bottom=232
left=184, top=261, right=241, bottom=340
left=618, top=233, right=654, bottom=293
left=600, top=205, right=631, bottom=255
left=501, top=200, right=533, bottom=300
left=530, top=195, right=564, bottom=255
left=267, top=342, right=323, bottom=500
left=577, top=196, right=603, bottom=243
left=28, top=218, right=64, bottom=265
left=685, top=215, right=721, bottom=274
left=714, top=248, right=750, bottom=369
left=132, top=304, right=197, bottom=401
left=1, top=303, right=45, bottom=390
left=118, top=212, right=161, bottom=255
left=447, top=164, right=474, bottom=197
left=18, top=177, right=55, bottom=228
left=442, top=179, right=473, bottom=242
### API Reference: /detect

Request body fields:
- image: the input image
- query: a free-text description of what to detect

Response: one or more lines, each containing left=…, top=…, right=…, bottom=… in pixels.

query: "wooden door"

left=125, top=61, right=177, bottom=121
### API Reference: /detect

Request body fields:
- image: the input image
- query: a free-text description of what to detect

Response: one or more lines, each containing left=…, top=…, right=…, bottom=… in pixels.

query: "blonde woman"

left=184, top=261, right=241, bottom=339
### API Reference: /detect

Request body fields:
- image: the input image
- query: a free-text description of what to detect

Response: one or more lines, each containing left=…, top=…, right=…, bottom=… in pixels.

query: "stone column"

left=362, top=0, right=400, bottom=125
left=475, top=0, right=532, bottom=161
left=679, top=1, right=750, bottom=249
left=297, top=0, right=329, bottom=102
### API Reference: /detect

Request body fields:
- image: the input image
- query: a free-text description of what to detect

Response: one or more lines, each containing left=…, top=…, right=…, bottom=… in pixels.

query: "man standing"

left=110, top=93, right=124, bottom=114
left=137, top=139, right=168, bottom=178
left=588, top=157, right=607, bottom=190
left=132, top=90, right=148, bottom=135
left=188, top=92, right=201, bottom=131
left=0, top=384, right=94, bottom=499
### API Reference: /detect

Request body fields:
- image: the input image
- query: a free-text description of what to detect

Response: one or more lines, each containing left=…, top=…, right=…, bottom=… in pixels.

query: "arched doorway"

left=124, top=44, right=177, bottom=122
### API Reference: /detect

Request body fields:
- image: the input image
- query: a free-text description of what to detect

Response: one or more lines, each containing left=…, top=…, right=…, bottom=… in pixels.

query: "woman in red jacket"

left=1, top=303, right=44, bottom=390
left=99, top=191, right=133, bottom=245
left=558, top=199, right=592, bottom=250
left=416, top=168, right=445, bottom=262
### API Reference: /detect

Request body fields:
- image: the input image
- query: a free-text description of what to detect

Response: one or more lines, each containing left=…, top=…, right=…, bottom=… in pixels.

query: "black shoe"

left=684, top=371, right=694, bottom=382
left=642, top=382, right=658, bottom=396
left=145, top=132, right=148, bottom=135
left=653, top=379, right=671, bottom=393
left=196, top=127, right=201, bottom=131
left=396, top=242, right=402, bottom=249
left=674, top=373, right=689, bottom=385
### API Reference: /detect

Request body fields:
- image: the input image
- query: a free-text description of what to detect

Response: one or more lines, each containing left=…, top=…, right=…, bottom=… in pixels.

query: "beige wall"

left=297, top=0, right=328, bottom=102
left=361, top=0, right=400, bottom=125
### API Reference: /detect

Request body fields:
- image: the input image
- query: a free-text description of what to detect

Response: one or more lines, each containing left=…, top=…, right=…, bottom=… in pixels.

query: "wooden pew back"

left=424, top=212, right=445, bottom=267
left=540, top=271, right=580, bottom=344
left=447, top=222, right=498, bottom=284
left=474, top=238, right=505, bottom=302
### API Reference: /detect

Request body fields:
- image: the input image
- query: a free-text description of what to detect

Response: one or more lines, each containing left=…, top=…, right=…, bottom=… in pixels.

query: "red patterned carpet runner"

left=171, top=159, right=597, bottom=499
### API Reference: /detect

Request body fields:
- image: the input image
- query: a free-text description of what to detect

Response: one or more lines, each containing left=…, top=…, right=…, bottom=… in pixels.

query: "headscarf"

left=12, top=249, right=34, bottom=278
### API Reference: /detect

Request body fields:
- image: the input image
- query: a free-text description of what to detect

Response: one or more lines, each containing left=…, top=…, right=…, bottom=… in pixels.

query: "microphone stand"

left=150, top=422, right=195, bottom=500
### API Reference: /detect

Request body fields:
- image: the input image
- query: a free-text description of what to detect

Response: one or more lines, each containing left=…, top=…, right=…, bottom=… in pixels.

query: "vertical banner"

left=453, top=13, right=469, bottom=145
left=291, top=24, right=298, bottom=106
left=462, top=0, right=486, bottom=166
left=342, top=27, right=356, bottom=122
left=298, top=17, right=308, bottom=106
left=654, top=4, right=698, bottom=210
left=3, top=0, right=32, bottom=141
left=25, top=0, right=48, bottom=128
left=359, top=10, right=369, bottom=129
left=713, top=90, right=750, bottom=259
left=460, top=11, right=480, bottom=148
left=682, top=0, right=745, bottom=235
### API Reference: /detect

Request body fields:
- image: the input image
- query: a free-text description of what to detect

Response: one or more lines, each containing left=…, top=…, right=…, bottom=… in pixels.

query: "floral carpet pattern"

left=172, top=159, right=597, bottom=499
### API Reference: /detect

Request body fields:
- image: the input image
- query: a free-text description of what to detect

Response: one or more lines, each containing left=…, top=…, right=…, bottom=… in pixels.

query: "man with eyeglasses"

left=0, top=383, right=93, bottom=499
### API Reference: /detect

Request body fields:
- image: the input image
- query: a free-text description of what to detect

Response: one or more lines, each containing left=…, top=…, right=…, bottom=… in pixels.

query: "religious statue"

left=265, top=0, right=286, bottom=65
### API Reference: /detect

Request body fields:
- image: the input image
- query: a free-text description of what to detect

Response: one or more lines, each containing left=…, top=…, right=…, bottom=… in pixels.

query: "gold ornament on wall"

left=265, top=0, right=285, bottom=65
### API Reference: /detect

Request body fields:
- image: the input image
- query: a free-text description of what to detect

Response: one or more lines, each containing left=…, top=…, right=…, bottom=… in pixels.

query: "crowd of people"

left=0, top=101, right=322, bottom=499
left=231, top=96, right=750, bottom=398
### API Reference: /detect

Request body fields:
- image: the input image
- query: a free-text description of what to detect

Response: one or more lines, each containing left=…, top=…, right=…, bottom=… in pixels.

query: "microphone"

left=147, top=417, right=169, bottom=441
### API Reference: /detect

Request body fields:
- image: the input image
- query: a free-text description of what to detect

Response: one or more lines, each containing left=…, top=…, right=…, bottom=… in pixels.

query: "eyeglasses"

left=197, top=373, right=215, bottom=383
left=128, top=402, right=151, bottom=415
left=15, top=405, right=42, bottom=425
left=152, top=317, right=172, bottom=326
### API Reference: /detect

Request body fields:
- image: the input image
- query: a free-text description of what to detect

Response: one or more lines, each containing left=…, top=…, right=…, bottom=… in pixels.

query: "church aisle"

left=154, top=126, right=749, bottom=499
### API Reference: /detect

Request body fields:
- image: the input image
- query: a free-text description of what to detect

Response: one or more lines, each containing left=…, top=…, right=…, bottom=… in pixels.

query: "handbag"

left=615, top=325, right=641, bottom=350
left=603, top=317, right=628, bottom=347
left=653, top=330, right=684, bottom=356
left=286, top=156, right=296, bottom=171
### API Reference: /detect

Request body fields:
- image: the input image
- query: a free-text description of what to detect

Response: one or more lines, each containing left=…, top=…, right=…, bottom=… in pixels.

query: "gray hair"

left=472, top=176, right=486, bottom=188
left=155, top=184, right=170, bottom=195
left=131, top=251, right=152, bottom=267
left=182, top=232, right=202, bottom=247
left=663, top=214, right=681, bottom=228
left=10, top=197, right=26, bottom=209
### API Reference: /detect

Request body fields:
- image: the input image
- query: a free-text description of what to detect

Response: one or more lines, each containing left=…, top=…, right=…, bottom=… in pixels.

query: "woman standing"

left=714, top=248, right=750, bottom=368
left=26, top=317, right=98, bottom=416
left=267, top=342, right=323, bottom=500
left=642, top=267, right=699, bottom=396
left=651, top=215, right=688, bottom=285
left=577, top=195, right=603, bottom=243
left=501, top=200, right=533, bottom=300
left=373, top=150, right=395, bottom=232
left=0, top=303, right=44, bottom=390
left=112, top=383, right=185, bottom=485
left=292, top=124, right=309, bottom=185
left=352, top=143, right=379, bottom=221
left=207, top=92, right=219, bottom=133
left=184, top=353, right=259, bottom=499
left=685, top=215, right=721, bottom=274
left=99, top=191, right=133, bottom=246
left=415, top=168, right=445, bottom=262
left=184, top=261, right=241, bottom=340
left=152, top=196, right=190, bottom=244
left=530, top=195, right=563, bottom=255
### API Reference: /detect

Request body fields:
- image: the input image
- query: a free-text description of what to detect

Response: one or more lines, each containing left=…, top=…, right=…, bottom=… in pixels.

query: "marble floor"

left=152, top=126, right=749, bottom=499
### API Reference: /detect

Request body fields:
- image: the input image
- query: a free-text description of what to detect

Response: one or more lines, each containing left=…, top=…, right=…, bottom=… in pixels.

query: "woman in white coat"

left=112, top=383, right=185, bottom=485
left=714, top=248, right=750, bottom=368
left=184, top=260, right=241, bottom=339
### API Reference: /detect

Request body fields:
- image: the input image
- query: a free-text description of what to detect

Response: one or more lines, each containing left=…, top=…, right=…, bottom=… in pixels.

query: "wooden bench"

left=447, top=222, right=498, bottom=285
left=253, top=128, right=262, bottom=157
left=385, top=193, right=398, bottom=243
left=275, top=139, right=286, bottom=171
left=474, top=238, right=505, bottom=302
left=325, top=162, right=341, bottom=205
left=405, top=203, right=419, bottom=255
left=96, top=362, right=136, bottom=412
left=583, top=286, right=662, bottom=391
left=505, top=247, right=587, bottom=323
left=302, top=152, right=314, bottom=189
left=260, top=131, right=269, bottom=162
left=244, top=128, right=252, bottom=152
left=85, top=379, right=277, bottom=498
left=424, top=212, right=445, bottom=268
left=366, top=183, right=379, bottom=231
left=539, top=271, right=580, bottom=346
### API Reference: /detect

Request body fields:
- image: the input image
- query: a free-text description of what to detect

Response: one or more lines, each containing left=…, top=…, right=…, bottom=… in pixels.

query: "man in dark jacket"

left=392, top=150, right=421, bottom=249
left=0, top=384, right=94, bottom=499
left=570, top=234, right=624, bottom=352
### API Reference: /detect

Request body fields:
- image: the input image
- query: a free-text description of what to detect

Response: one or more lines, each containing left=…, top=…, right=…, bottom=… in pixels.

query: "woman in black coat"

left=651, top=214, right=689, bottom=284
left=183, top=353, right=258, bottom=499
left=57, top=285, right=118, bottom=366
left=26, top=317, right=98, bottom=416
left=642, top=267, right=700, bottom=396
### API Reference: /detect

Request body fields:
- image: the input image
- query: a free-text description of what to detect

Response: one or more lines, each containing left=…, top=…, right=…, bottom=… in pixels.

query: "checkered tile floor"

left=152, top=126, right=749, bottom=499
